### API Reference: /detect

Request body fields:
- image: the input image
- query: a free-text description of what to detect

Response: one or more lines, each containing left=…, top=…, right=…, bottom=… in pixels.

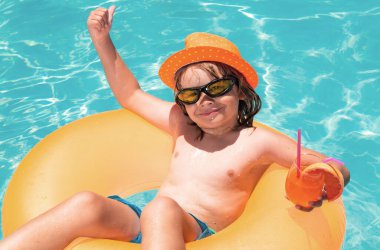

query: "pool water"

left=1, top=0, right=379, bottom=249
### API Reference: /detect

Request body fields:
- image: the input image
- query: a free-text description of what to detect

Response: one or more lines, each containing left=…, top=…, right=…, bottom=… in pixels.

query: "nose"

left=197, top=92, right=214, bottom=106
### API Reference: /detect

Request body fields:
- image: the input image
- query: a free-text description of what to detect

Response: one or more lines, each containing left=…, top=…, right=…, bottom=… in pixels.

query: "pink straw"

left=297, top=129, right=301, bottom=178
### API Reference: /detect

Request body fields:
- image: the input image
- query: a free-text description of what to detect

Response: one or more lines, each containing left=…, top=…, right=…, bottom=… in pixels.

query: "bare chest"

left=169, top=136, right=260, bottom=187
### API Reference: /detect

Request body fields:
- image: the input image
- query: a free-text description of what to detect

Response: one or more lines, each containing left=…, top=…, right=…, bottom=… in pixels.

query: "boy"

left=0, top=6, right=350, bottom=250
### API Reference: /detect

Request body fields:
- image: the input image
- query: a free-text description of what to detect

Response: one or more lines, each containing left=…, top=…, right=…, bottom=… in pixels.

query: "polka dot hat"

left=159, top=32, right=258, bottom=90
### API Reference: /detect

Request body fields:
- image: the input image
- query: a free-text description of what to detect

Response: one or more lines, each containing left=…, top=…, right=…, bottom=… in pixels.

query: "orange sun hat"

left=158, top=32, right=259, bottom=90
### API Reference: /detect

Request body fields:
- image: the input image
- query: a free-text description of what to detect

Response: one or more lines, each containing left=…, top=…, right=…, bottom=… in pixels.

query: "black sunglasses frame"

left=175, top=76, right=239, bottom=105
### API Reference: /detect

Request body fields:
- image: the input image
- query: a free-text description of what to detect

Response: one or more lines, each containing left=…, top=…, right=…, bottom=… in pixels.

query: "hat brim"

left=159, top=46, right=258, bottom=90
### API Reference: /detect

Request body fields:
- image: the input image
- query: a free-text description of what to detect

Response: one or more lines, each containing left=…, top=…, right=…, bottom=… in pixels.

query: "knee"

left=64, top=191, right=107, bottom=225
left=141, top=196, right=181, bottom=222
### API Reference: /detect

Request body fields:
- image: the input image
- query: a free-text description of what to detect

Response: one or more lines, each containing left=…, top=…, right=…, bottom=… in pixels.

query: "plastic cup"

left=285, top=154, right=325, bottom=208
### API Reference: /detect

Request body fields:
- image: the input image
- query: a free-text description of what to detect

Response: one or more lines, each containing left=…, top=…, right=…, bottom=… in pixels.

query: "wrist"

left=92, top=34, right=112, bottom=47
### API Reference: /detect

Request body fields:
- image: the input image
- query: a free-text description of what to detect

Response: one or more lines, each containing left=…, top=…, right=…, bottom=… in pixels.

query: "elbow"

left=117, top=88, right=141, bottom=110
left=116, top=96, right=130, bottom=110
left=119, top=100, right=130, bottom=110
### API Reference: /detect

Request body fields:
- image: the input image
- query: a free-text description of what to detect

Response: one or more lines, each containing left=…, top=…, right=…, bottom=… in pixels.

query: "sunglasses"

left=175, top=76, right=238, bottom=105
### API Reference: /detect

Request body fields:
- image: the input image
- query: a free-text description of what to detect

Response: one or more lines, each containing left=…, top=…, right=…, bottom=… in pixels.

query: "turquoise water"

left=1, top=0, right=379, bottom=249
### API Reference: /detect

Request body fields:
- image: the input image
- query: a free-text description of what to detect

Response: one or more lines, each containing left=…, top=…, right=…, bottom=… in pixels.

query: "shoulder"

left=237, top=126, right=273, bottom=154
left=245, top=124, right=296, bottom=155
left=250, top=123, right=294, bottom=143
left=244, top=124, right=282, bottom=143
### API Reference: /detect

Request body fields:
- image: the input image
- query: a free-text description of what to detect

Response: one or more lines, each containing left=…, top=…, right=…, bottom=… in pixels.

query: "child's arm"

left=87, top=6, right=178, bottom=134
left=259, top=128, right=350, bottom=186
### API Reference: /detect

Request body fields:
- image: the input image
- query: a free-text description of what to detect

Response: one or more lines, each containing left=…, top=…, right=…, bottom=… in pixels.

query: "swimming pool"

left=1, top=0, right=379, bottom=249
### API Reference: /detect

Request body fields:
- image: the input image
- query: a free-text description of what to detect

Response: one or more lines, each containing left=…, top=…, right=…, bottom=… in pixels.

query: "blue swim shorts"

left=108, top=195, right=215, bottom=244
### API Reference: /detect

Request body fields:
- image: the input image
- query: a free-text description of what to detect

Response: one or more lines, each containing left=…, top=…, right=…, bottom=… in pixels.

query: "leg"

left=140, top=196, right=202, bottom=250
left=0, top=191, right=140, bottom=250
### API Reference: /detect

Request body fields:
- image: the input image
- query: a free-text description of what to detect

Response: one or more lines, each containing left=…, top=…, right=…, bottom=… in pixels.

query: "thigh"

left=65, top=192, right=141, bottom=241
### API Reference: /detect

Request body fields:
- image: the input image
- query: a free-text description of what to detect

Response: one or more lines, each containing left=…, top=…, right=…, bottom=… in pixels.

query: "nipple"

left=227, top=169, right=234, bottom=177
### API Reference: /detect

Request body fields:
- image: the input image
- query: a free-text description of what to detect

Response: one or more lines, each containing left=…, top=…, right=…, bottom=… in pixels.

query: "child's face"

left=177, top=65, right=241, bottom=130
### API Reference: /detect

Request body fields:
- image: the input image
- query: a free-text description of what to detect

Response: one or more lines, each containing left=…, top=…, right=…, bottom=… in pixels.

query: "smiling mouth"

left=198, top=107, right=222, bottom=116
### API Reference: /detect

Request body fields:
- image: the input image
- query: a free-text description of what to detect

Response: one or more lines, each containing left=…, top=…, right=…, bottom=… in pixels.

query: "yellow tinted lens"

left=207, top=80, right=232, bottom=95
left=177, top=90, right=198, bottom=103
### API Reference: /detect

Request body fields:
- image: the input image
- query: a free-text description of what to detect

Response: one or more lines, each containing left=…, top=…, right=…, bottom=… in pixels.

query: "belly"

left=158, top=178, right=251, bottom=231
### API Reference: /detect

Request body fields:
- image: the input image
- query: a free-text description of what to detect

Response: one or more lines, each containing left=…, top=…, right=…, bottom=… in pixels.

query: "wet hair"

left=174, top=61, right=262, bottom=139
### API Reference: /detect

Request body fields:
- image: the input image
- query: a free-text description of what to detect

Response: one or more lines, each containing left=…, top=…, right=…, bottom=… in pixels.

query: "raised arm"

left=87, top=6, right=177, bottom=134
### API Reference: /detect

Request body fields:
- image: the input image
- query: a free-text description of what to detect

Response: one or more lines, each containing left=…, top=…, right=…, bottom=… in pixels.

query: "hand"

left=295, top=187, right=328, bottom=212
left=87, top=6, right=116, bottom=42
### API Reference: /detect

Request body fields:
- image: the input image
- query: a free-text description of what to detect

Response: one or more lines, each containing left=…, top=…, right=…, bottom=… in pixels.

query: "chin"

left=197, top=121, right=220, bottom=130
left=189, top=108, right=238, bottom=129
left=196, top=115, right=230, bottom=129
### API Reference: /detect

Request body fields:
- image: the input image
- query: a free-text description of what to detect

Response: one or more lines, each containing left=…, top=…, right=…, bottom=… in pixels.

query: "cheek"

left=184, top=105, right=196, bottom=117
left=224, top=87, right=240, bottom=109
left=226, top=100, right=240, bottom=117
left=221, top=95, right=240, bottom=113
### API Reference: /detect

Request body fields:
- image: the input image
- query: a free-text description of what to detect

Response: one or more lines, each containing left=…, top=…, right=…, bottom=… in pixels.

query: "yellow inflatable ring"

left=2, top=110, right=346, bottom=249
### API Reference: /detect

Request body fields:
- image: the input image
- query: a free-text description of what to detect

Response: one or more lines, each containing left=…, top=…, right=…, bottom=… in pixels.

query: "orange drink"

left=285, top=154, right=344, bottom=208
